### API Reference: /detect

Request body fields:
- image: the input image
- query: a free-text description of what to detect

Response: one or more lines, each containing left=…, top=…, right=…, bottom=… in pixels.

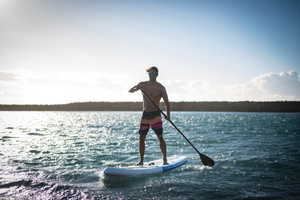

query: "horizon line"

left=1, top=100, right=300, bottom=106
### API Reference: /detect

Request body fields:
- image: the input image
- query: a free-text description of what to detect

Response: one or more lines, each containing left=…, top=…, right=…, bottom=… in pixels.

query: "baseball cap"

left=146, top=66, right=159, bottom=73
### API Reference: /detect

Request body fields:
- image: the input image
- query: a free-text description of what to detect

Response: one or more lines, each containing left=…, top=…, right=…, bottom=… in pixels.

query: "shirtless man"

left=129, top=66, right=170, bottom=165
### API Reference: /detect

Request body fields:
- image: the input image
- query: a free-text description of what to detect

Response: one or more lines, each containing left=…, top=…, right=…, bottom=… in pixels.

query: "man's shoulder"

left=156, top=81, right=166, bottom=89
left=138, top=81, right=149, bottom=85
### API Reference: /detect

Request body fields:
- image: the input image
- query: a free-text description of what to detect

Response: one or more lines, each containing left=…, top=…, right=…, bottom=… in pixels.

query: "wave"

left=27, top=132, right=44, bottom=136
left=1, top=135, right=17, bottom=141
left=0, top=179, right=90, bottom=200
left=5, top=127, right=14, bottom=129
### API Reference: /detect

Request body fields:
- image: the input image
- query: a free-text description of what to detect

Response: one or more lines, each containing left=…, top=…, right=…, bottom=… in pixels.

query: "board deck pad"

left=103, top=155, right=187, bottom=177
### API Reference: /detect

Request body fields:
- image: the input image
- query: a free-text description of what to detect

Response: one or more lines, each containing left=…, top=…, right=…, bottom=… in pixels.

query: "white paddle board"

left=103, top=155, right=187, bottom=177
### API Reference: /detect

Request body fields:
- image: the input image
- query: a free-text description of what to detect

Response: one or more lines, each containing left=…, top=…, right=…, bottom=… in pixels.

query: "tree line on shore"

left=0, top=101, right=299, bottom=112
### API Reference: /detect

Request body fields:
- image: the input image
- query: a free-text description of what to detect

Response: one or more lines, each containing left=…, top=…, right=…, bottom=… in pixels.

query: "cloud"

left=0, top=70, right=134, bottom=104
left=0, top=72, right=19, bottom=81
left=220, top=71, right=300, bottom=101
left=251, top=71, right=300, bottom=99
left=163, top=80, right=219, bottom=101
left=163, top=71, right=300, bottom=101
left=0, top=70, right=299, bottom=104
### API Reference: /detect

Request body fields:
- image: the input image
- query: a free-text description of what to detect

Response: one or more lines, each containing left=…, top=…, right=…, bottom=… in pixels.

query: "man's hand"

left=164, top=113, right=171, bottom=121
left=129, top=87, right=138, bottom=93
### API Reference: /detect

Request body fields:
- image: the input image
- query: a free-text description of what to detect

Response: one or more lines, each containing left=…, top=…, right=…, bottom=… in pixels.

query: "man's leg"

left=138, top=123, right=149, bottom=165
left=156, top=134, right=168, bottom=165
left=152, top=121, right=168, bottom=165
left=138, top=134, right=147, bottom=165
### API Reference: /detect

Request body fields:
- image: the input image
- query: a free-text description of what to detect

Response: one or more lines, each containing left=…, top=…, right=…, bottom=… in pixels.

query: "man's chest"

left=143, top=85, right=162, bottom=97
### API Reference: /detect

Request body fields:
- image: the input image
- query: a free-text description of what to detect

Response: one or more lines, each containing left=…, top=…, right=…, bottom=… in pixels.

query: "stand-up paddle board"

left=103, top=155, right=187, bottom=177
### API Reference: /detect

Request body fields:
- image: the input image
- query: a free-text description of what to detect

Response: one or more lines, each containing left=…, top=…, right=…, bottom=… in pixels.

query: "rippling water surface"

left=0, top=111, right=299, bottom=199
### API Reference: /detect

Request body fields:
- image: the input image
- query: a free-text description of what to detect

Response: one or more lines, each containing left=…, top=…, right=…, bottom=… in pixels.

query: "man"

left=129, top=66, right=170, bottom=165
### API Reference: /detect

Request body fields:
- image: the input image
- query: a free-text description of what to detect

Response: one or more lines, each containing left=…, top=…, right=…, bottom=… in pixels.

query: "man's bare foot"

left=163, top=161, right=169, bottom=165
left=137, top=161, right=144, bottom=166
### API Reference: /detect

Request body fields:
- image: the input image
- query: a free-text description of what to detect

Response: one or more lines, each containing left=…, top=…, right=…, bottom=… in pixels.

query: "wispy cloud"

left=163, top=71, right=300, bottom=101
left=0, top=72, right=19, bottom=81
left=0, top=70, right=134, bottom=104
left=250, top=71, right=300, bottom=100
left=1, top=70, right=299, bottom=104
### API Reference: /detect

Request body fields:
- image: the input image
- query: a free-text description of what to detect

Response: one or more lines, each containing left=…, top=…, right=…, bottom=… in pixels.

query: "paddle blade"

left=200, top=153, right=215, bottom=167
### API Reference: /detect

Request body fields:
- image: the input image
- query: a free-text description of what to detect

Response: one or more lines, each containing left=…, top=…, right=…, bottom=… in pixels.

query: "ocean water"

left=0, top=111, right=299, bottom=200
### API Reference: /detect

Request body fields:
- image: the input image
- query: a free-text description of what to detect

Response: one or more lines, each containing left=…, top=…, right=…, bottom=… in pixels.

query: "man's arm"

left=161, top=87, right=171, bottom=120
left=128, top=82, right=144, bottom=93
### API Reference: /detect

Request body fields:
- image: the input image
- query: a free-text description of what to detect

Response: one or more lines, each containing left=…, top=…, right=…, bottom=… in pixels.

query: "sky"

left=0, top=0, right=300, bottom=104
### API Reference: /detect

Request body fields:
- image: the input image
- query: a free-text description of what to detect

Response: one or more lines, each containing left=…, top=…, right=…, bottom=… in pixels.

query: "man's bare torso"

left=139, top=81, right=168, bottom=112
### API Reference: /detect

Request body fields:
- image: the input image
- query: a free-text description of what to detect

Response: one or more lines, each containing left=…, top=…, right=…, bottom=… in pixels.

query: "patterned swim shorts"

left=139, top=111, right=163, bottom=136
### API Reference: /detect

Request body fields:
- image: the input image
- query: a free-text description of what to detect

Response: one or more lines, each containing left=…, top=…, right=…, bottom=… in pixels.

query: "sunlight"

left=14, top=70, right=136, bottom=104
left=0, top=0, right=11, bottom=9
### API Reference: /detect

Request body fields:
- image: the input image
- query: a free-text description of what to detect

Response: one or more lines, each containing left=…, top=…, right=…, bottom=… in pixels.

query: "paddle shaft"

left=141, top=90, right=207, bottom=158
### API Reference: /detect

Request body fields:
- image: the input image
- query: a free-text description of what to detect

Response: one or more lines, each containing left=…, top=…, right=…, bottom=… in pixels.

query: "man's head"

left=146, top=66, right=158, bottom=81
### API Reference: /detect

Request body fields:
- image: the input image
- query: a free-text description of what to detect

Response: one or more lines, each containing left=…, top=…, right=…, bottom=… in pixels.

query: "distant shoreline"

left=0, top=101, right=299, bottom=112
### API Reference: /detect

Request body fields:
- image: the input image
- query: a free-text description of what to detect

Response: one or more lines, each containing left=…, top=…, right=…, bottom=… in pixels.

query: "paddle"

left=141, top=90, right=215, bottom=167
